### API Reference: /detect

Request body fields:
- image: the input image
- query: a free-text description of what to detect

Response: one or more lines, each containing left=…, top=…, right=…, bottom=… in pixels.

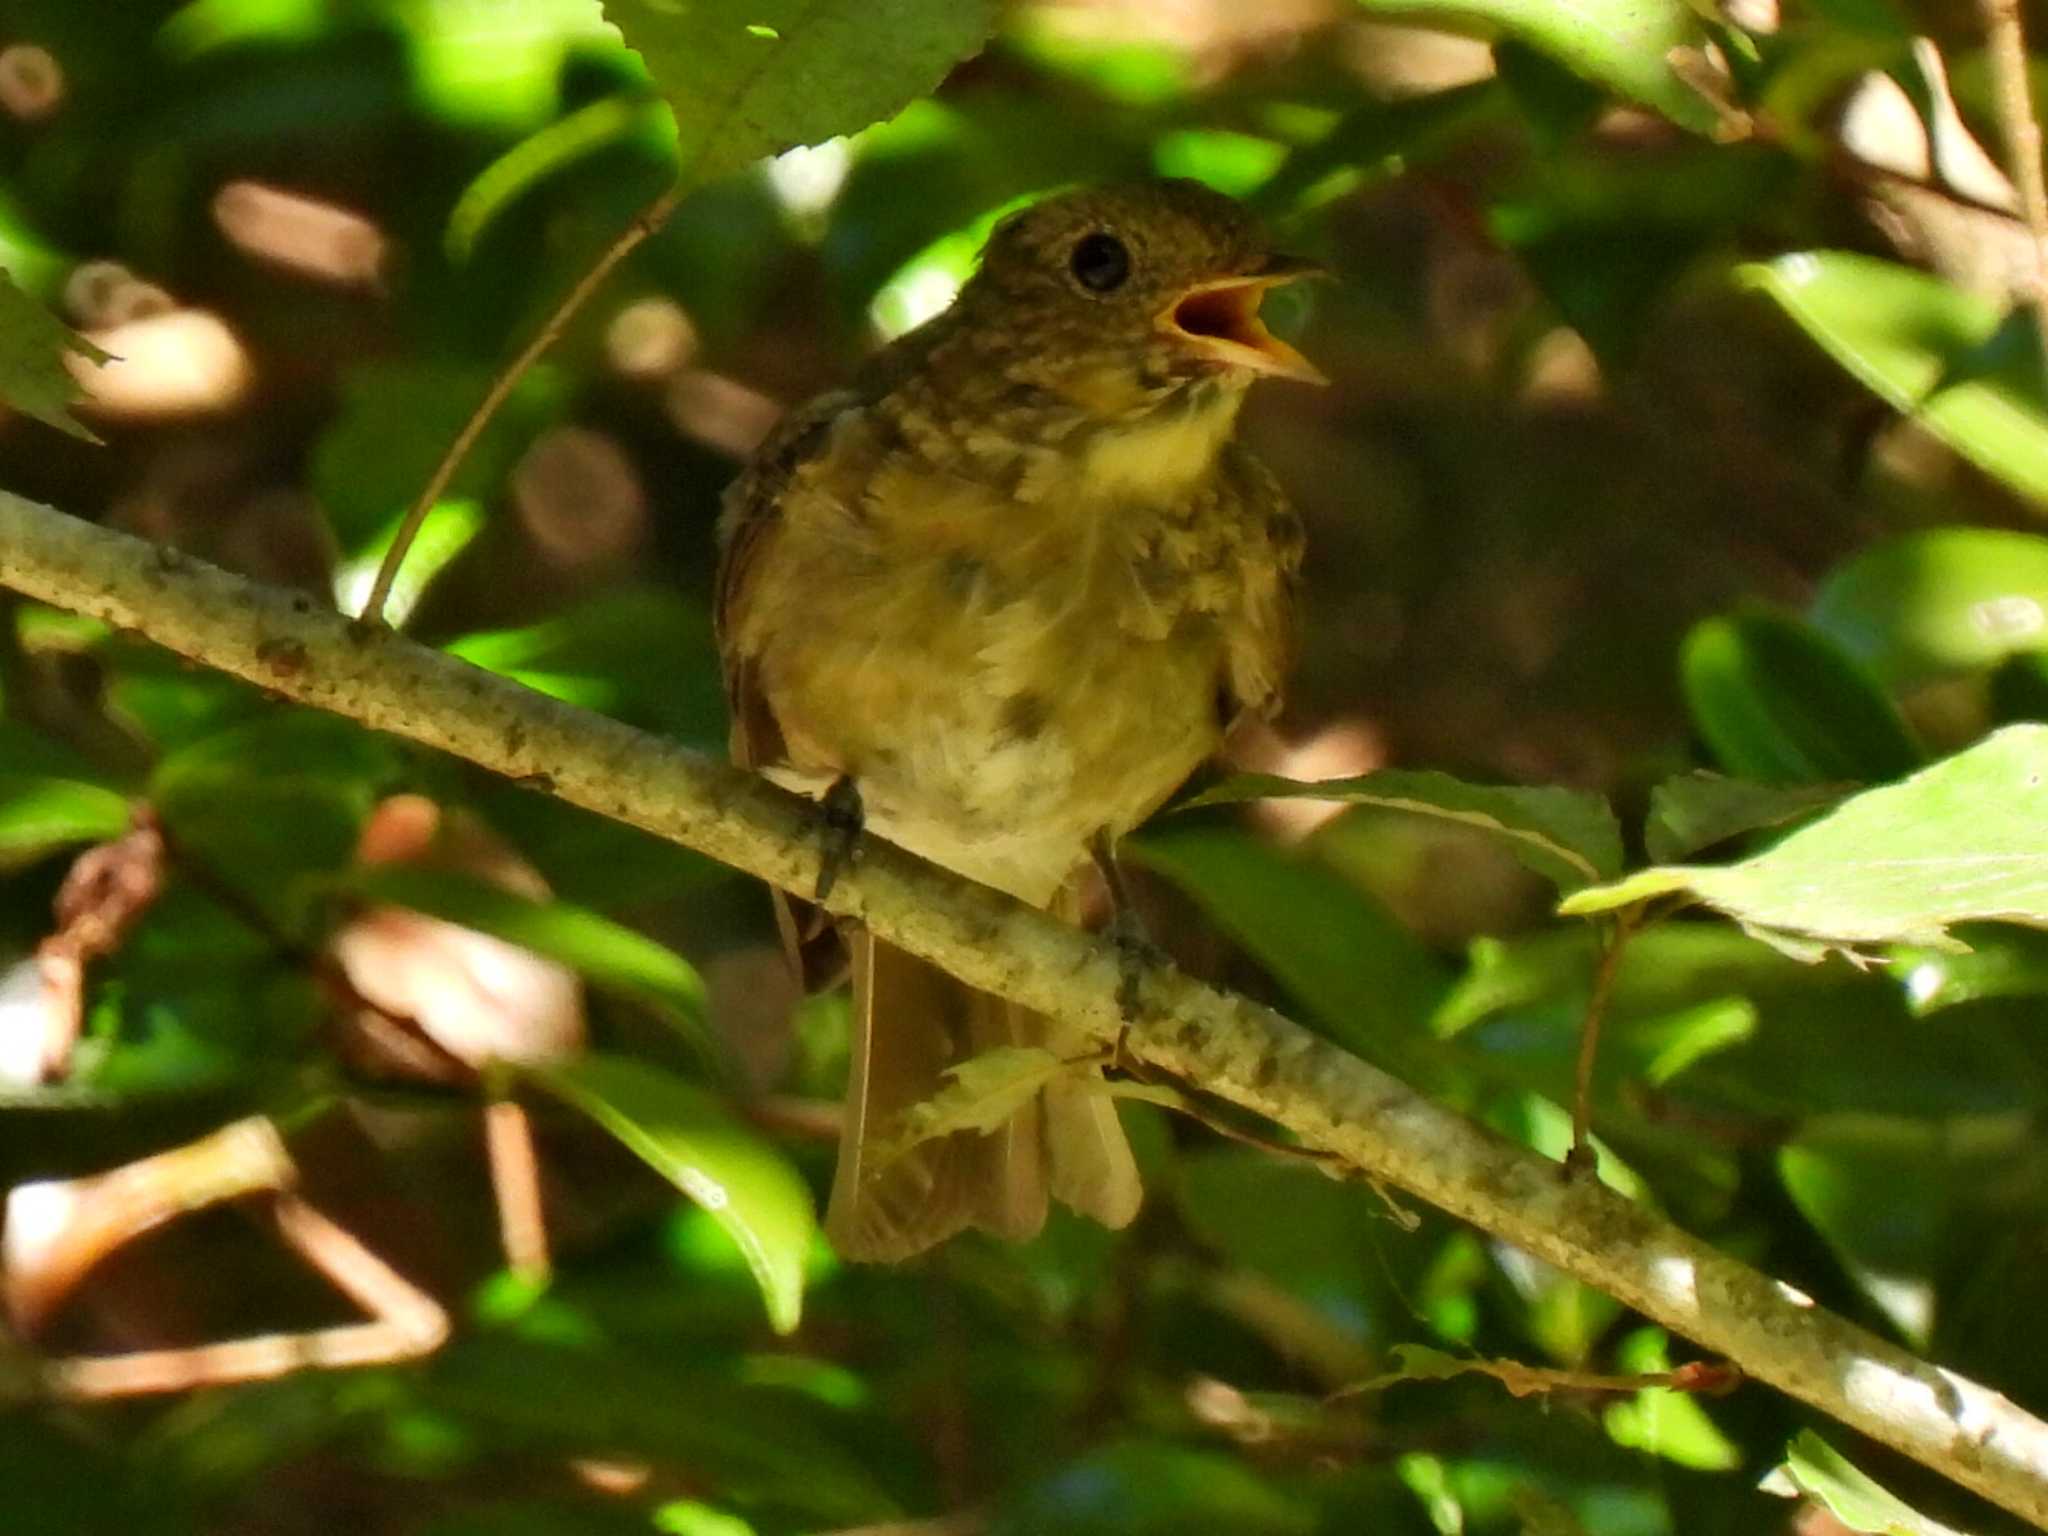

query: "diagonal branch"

left=2, top=487, right=2046, bottom=1526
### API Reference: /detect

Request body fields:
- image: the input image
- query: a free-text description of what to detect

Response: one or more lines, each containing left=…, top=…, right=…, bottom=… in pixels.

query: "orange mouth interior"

left=1160, top=276, right=1327, bottom=384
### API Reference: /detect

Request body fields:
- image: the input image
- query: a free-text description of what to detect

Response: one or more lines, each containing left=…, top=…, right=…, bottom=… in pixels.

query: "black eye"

left=1069, top=231, right=1130, bottom=293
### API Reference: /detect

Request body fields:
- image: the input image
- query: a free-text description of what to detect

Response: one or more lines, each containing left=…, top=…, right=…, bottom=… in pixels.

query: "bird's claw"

left=1106, top=904, right=1168, bottom=1072
left=810, top=776, right=865, bottom=903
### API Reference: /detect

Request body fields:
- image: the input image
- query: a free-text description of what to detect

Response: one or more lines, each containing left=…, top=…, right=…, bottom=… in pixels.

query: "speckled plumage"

left=717, top=180, right=1312, bottom=1260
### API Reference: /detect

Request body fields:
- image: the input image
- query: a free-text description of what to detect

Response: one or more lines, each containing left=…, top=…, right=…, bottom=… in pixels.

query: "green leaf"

left=1891, top=924, right=2048, bottom=1013
left=892, top=1045, right=1067, bottom=1153
left=526, top=1053, right=814, bottom=1333
left=0, top=268, right=109, bottom=441
left=1183, top=770, right=1623, bottom=892
left=446, top=93, right=672, bottom=263
left=1740, top=252, right=2048, bottom=505
left=424, top=1336, right=890, bottom=1521
left=601, top=0, right=997, bottom=187
left=1128, top=824, right=1453, bottom=1083
left=1644, top=772, right=1851, bottom=863
left=1770, top=1431, right=1971, bottom=1536
left=341, top=866, right=718, bottom=1066
left=1561, top=725, right=2048, bottom=957
left=1601, top=1328, right=1741, bottom=1471
left=312, top=360, right=565, bottom=550
left=1811, top=528, right=2048, bottom=686
left=1251, top=80, right=1502, bottom=216
left=1350, top=0, right=1719, bottom=134
left=990, top=1441, right=1315, bottom=1536
left=0, top=776, right=133, bottom=865
left=334, top=499, right=487, bottom=626
left=1681, top=613, right=1923, bottom=784
left=445, top=589, right=724, bottom=742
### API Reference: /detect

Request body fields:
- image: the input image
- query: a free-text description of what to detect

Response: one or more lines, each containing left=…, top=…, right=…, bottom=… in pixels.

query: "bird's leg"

left=1091, top=832, right=1167, bottom=1071
left=810, top=775, right=865, bottom=903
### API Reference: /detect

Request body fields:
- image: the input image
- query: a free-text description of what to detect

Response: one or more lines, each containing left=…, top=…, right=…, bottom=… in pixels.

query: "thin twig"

left=5, top=494, right=2048, bottom=1526
left=1566, top=908, right=1638, bottom=1175
left=1980, top=0, right=2048, bottom=382
left=357, top=181, right=684, bottom=628
left=484, top=1098, right=552, bottom=1284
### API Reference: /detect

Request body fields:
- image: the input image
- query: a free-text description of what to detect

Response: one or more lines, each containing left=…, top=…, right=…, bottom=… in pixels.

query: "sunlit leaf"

left=1681, top=613, right=1923, bottom=784
left=1891, top=924, right=2048, bottom=1013
left=1812, top=528, right=2048, bottom=685
left=1768, top=1431, right=1972, bottom=1536
left=1645, top=771, right=1851, bottom=863
left=342, top=866, right=718, bottom=1066
left=445, top=589, right=723, bottom=741
left=334, top=499, right=486, bottom=625
left=890, top=1045, right=1066, bottom=1154
left=1741, top=252, right=2048, bottom=505
left=527, top=1053, right=814, bottom=1333
left=1350, top=0, right=1720, bottom=134
left=0, top=777, right=133, bottom=865
left=1561, top=725, right=2048, bottom=958
left=601, top=0, right=997, bottom=187
left=1601, top=1327, right=1741, bottom=1471
left=1184, top=769, right=1623, bottom=891
left=0, top=268, right=109, bottom=441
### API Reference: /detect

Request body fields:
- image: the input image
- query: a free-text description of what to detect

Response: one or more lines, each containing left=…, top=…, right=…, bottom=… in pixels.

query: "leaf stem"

left=357, top=181, right=684, bottom=628
left=1567, top=907, right=1638, bottom=1174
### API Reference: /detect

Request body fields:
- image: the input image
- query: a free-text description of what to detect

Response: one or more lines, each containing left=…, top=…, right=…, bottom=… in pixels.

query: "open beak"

left=1157, top=257, right=1329, bottom=385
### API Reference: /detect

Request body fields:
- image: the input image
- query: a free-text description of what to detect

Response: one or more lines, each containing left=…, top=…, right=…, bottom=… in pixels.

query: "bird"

left=715, top=178, right=1323, bottom=1261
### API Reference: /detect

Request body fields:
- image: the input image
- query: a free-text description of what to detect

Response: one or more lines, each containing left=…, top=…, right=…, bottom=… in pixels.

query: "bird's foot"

left=810, top=776, right=865, bottom=903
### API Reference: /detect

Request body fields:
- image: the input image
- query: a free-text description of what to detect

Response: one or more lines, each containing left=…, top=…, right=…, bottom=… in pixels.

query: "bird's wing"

left=715, top=388, right=863, bottom=989
left=1217, top=443, right=1306, bottom=735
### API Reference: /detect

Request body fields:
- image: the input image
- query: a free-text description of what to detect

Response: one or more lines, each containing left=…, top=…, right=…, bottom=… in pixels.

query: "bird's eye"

left=1069, top=231, right=1131, bottom=294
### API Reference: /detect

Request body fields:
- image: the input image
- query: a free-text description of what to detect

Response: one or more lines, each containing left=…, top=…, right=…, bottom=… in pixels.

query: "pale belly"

left=758, top=561, right=1225, bottom=906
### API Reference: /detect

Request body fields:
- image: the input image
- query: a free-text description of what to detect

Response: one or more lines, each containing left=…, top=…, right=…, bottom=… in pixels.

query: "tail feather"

left=826, top=931, right=1139, bottom=1262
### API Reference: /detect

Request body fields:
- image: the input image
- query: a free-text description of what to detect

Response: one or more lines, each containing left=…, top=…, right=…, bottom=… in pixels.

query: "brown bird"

left=716, top=179, right=1322, bottom=1260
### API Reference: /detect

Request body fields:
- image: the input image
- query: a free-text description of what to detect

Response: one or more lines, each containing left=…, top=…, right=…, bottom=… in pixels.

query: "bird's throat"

left=1066, top=386, right=1246, bottom=504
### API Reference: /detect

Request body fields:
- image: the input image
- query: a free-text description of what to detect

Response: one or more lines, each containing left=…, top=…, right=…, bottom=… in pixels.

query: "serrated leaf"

left=890, top=1045, right=1066, bottom=1156
left=1351, top=0, right=1720, bottom=135
left=1740, top=252, right=2048, bottom=505
left=526, top=1053, right=814, bottom=1333
left=1811, top=528, right=2048, bottom=686
left=1681, top=613, right=1923, bottom=785
left=1561, top=725, right=2048, bottom=957
left=1770, top=1431, right=1972, bottom=1536
left=0, top=268, right=109, bottom=441
left=341, top=866, right=719, bottom=1068
left=1183, top=769, right=1622, bottom=892
left=1645, top=772, right=1851, bottom=863
left=601, top=0, right=997, bottom=187
left=0, top=777, right=133, bottom=865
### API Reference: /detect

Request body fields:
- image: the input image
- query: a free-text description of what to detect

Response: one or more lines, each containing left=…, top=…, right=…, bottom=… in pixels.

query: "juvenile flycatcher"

left=717, top=179, right=1322, bottom=1260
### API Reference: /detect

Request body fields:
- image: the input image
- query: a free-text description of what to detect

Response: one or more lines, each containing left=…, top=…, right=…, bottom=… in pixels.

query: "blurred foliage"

left=2, top=1, right=2048, bottom=1534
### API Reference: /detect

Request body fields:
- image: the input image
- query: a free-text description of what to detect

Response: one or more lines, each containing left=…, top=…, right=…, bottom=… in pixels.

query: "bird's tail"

left=825, top=923, right=1141, bottom=1262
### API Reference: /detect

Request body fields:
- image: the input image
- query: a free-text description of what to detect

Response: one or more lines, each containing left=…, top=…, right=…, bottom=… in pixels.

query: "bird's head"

left=947, top=179, right=1326, bottom=422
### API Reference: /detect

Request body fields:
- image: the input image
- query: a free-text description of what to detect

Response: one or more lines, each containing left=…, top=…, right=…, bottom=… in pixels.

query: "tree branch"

left=3, top=488, right=2046, bottom=1526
